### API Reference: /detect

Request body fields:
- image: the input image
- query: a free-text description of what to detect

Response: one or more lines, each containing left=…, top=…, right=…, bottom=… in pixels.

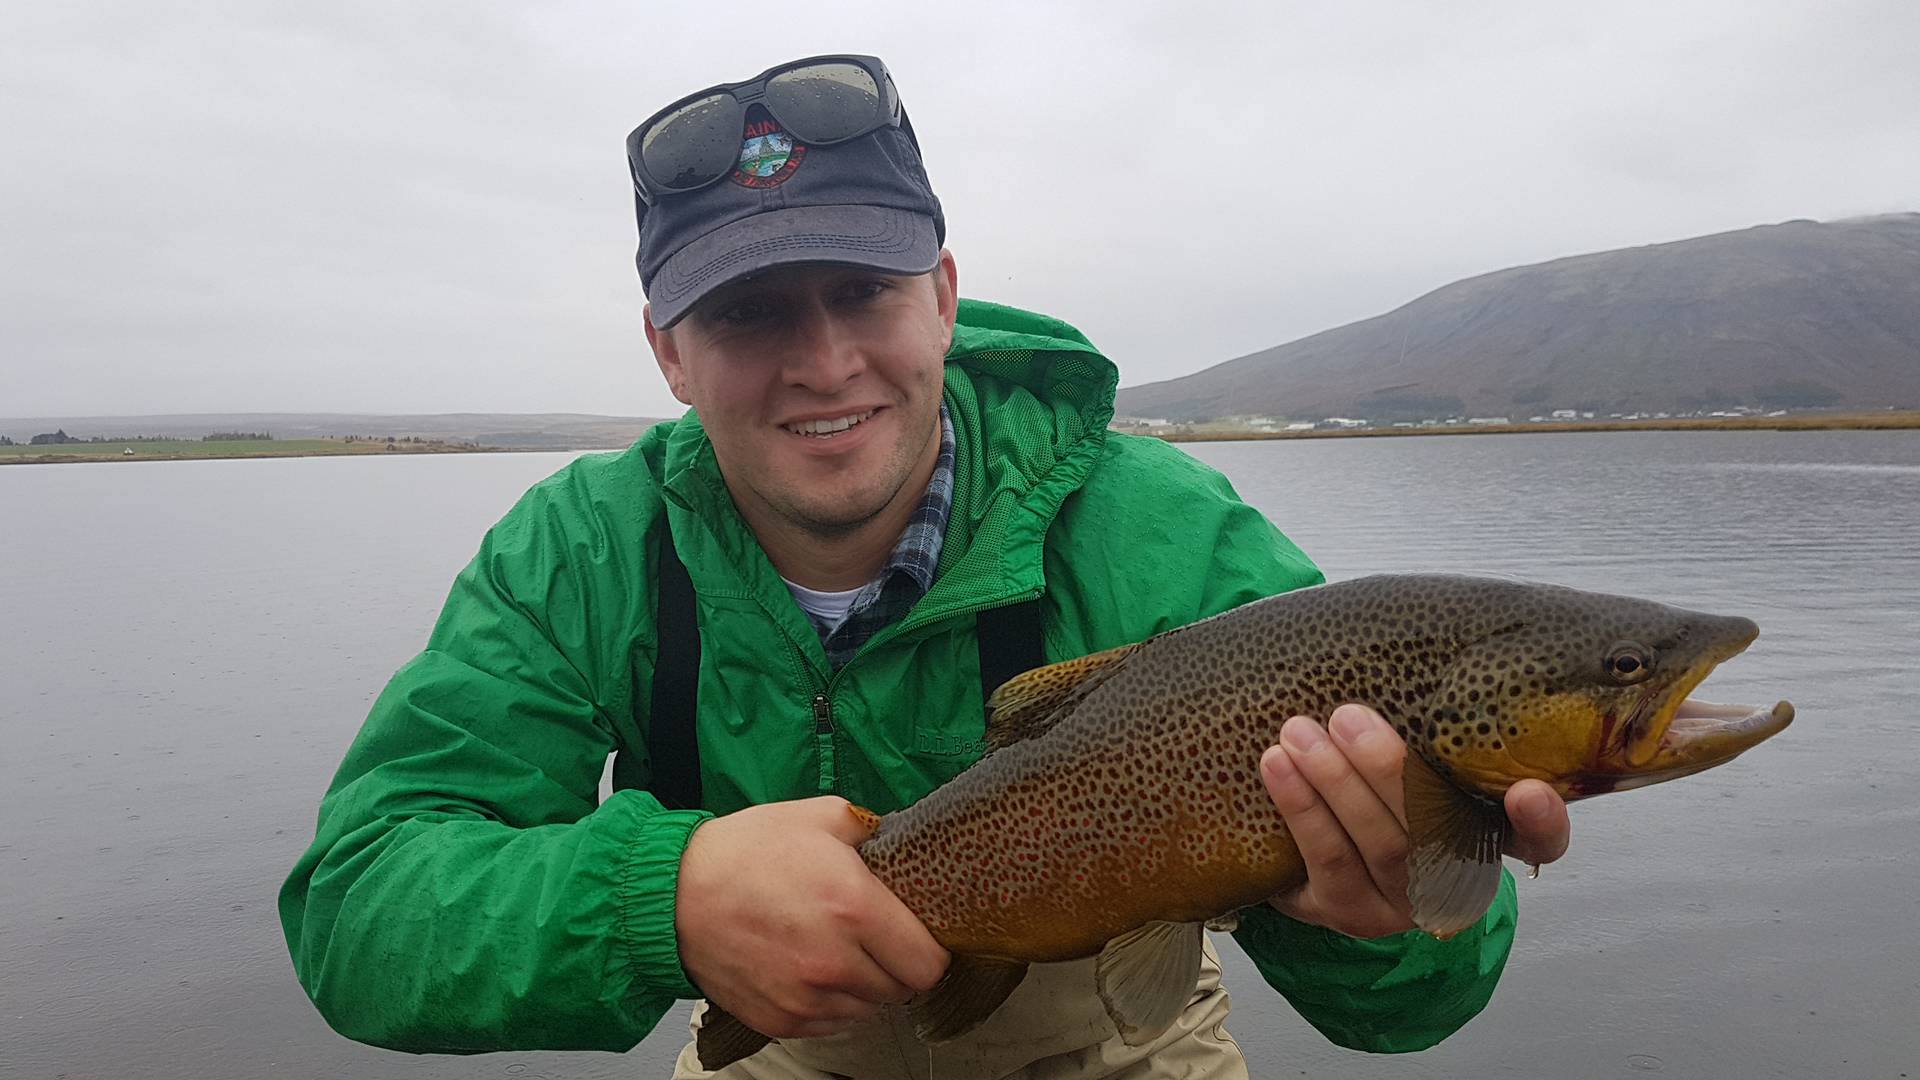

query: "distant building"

left=1466, top=417, right=1512, bottom=426
left=1222, top=415, right=1286, bottom=432
left=1320, top=417, right=1369, bottom=429
left=1551, top=409, right=1578, bottom=420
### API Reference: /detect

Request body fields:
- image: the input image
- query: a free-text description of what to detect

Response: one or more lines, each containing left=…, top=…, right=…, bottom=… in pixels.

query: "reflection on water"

left=3, top=432, right=1916, bottom=1078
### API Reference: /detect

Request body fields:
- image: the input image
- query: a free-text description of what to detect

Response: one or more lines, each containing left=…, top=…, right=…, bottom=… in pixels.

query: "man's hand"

left=1259, top=703, right=1571, bottom=938
left=675, top=797, right=950, bottom=1039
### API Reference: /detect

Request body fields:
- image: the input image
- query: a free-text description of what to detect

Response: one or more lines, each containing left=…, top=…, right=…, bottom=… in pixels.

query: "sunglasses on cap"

left=626, top=54, right=913, bottom=206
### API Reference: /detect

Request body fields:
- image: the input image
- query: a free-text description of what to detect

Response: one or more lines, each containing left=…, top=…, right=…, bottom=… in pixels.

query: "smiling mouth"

left=784, top=409, right=877, bottom=437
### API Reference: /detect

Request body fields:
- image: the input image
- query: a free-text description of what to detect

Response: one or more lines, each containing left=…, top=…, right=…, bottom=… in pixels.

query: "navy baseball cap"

left=631, top=72, right=945, bottom=329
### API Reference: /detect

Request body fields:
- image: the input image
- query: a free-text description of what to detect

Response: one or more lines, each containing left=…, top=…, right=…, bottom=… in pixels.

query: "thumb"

left=808, top=796, right=883, bottom=846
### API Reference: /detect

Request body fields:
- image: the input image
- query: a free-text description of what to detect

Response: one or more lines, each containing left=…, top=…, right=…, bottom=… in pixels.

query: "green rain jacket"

left=280, top=299, right=1517, bottom=1059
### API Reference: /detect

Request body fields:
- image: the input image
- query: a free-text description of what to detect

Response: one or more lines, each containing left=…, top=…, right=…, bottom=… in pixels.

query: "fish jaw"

left=1566, top=622, right=1793, bottom=799
left=1571, top=697, right=1794, bottom=797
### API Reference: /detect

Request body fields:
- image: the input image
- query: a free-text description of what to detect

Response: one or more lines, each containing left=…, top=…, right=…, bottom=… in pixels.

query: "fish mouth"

left=1600, top=697, right=1795, bottom=793
left=1570, top=626, right=1794, bottom=798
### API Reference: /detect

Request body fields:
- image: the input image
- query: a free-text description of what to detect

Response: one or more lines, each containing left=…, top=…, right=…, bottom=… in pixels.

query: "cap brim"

left=646, top=204, right=939, bottom=329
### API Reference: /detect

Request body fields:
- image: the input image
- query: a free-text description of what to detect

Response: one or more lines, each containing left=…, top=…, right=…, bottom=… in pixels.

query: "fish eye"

left=1606, top=643, right=1654, bottom=684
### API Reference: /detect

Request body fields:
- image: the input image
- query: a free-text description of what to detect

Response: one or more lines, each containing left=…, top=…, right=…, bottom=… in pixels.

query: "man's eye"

left=715, top=299, right=773, bottom=325
left=841, top=279, right=890, bottom=303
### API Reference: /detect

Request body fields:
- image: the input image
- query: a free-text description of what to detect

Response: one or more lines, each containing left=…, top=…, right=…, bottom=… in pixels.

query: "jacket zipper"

left=805, top=592, right=1037, bottom=796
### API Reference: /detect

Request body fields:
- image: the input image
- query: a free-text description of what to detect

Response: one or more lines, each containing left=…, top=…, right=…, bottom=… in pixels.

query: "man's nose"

left=779, top=306, right=865, bottom=392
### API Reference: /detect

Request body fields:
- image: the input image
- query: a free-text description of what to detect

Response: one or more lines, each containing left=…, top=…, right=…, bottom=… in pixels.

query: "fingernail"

left=1330, top=706, right=1373, bottom=746
left=1282, top=717, right=1325, bottom=753
left=1260, top=745, right=1294, bottom=781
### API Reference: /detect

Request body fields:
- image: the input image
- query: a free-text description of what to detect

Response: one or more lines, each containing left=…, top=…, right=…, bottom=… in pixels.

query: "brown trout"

left=697, top=574, right=1793, bottom=1069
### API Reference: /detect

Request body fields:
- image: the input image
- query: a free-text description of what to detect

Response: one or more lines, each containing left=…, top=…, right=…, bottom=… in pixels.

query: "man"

left=281, top=54, right=1570, bottom=1078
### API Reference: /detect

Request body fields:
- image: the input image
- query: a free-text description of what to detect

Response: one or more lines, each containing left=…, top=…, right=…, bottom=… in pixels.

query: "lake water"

left=3, top=431, right=1916, bottom=1079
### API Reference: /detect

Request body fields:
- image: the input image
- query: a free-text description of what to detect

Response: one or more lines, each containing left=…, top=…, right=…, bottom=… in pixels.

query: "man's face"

left=646, top=251, right=958, bottom=540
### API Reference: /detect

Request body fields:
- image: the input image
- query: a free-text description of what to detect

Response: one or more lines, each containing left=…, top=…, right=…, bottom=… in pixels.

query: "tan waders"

left=673, top=938, right=1248, bottom=1080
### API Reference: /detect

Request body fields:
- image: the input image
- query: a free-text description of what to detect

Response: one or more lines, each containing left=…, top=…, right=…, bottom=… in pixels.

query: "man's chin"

left=779, top=497, right=891, bottom=539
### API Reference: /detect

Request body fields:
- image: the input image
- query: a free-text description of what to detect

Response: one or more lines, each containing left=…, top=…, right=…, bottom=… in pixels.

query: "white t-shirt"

left=784, top=578, right=864, bottom=635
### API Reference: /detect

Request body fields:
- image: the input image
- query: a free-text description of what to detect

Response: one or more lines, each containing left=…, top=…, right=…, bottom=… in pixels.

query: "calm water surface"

left=3, top=431, right=1916, bottom=1078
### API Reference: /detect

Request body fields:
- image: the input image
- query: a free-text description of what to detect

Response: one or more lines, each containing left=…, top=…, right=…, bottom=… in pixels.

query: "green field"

left=0, top=439, right=488, bottom=464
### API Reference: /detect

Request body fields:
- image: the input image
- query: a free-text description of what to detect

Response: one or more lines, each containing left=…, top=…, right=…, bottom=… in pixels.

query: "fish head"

left=1400, top=580, right=1793, bottom=803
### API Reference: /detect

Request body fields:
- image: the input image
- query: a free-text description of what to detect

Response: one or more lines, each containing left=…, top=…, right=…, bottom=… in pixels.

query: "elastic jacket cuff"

left=617, top=808, right=713, bottom=999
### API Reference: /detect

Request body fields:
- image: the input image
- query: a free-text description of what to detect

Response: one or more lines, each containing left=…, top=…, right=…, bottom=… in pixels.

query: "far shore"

left=1149, top=409, right=1920, bottom=442
left=4, top=410, right=1917, bottom=465
left=0, top=438, right=513, bottom=466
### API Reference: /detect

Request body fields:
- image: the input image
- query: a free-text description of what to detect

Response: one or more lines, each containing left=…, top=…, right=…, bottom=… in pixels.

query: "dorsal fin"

left=983, top=642, right=1140, bottom=752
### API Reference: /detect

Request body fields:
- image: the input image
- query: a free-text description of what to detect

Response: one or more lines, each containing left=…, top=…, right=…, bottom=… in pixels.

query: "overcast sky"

left=3, top=0, right=1915, bottom=418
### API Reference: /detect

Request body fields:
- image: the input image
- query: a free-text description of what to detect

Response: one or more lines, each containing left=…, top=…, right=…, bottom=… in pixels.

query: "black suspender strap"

left=641, top=531, right=704, bottom=810
left=976, top=599, right=1046, bottom=714
left=625, top=525, right=1046, bottom=807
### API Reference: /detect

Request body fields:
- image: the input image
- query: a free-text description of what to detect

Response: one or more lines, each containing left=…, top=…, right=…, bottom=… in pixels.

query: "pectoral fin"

left=1402, top=752, right=1509, bottom=939
left=694, top=1002, right=772, bottom=1072
left=1094, top=921, right=1204, bottom=1045
left=909, top=954, right=1029, bottom=1042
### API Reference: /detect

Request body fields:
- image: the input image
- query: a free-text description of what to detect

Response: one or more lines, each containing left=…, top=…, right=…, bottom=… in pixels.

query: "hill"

left=1115, top=213, right=1920, bottom=422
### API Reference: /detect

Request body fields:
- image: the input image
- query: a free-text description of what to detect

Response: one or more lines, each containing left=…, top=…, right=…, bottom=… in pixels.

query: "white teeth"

left=787, top=410, right=875, bottom=436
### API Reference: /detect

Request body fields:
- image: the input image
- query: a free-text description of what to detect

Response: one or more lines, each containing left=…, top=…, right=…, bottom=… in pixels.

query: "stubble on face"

left=758, top=405, right=942, bottom=539
left=649, top=257, right=957, bottom=576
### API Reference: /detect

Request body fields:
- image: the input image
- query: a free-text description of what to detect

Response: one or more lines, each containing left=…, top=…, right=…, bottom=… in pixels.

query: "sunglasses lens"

left=764, top=62, right=881, bottom=143
left=641, top=94, right=744, bottom=191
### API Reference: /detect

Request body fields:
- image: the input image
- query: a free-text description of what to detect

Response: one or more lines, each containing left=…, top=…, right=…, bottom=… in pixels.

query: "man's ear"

left=933, top=248, right=959, bottom=351
left=643, top=306, right=693, bottom=405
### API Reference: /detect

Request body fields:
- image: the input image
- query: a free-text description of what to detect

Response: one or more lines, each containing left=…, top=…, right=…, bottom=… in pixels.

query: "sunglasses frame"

left=627, top=54, right=907, bottom=205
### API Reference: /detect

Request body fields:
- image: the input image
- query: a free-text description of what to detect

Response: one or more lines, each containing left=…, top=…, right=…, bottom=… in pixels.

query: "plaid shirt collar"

left=810, top=401, right=955, bottom=667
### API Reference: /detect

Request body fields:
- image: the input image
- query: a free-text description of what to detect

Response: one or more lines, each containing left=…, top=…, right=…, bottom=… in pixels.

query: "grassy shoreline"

left=4, top=411, right=1915, bottom=464
left=0, top=438, right=509, bottom=465
left=1151, top=410, right=1920, bottom=442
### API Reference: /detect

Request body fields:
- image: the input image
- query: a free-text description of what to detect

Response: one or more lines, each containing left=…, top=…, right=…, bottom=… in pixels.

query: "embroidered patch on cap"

left=731, top=116, right=807, bottom=189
